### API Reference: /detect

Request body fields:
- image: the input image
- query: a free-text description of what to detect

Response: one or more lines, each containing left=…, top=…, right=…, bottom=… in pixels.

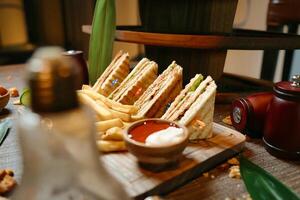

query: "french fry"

left=78, top=93, right=113, bottom=120
left=96, top=140, right=127, bottom=152
left=78, top=89, right=104, bottom=101
left=110, top=109, right=131, bottom=122
left=102, top=127, right=124, bottom=141
left=110, top=103, right=138, bottom=115
left=82, top=84, right=92, bottom=90
left=98, top=94, right=137, bottom=114
left=95, top=131, right=104, bottom=140
left=123, top=122, right=133, bottom=128
left=130, top=115, right=144, bottom=122
left=96, top=100, right=110, bottom=109
left=79, top=89, right=138, bottom=114
left=95, top=115, right=102, bottom=121
left=95, top=118, right=123, bottom=132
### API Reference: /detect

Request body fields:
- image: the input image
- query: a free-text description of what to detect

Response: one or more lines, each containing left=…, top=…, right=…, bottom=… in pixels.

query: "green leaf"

left=88, top=0, right=116, bottom=84
left=0, top=119, right=12, bottom=146
left=240, top=156, right=300, bottom=200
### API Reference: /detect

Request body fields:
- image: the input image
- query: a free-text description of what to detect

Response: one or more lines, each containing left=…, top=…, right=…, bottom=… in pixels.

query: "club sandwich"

left=92, top=51, right=130, bottom=96
left=134, top=61, right=183, bottom=118
left=109, top=58, right=158, bottom=105
left=161, top=74, right=217, bottom=139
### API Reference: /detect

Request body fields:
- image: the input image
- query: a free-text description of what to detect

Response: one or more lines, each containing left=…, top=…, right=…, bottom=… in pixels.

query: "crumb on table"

left=202, top=172, right=209, bottom=178
left=227, top=157, right=240, bottom=165
left=0, top=169, right=17, bottom=195
left=229, top=165, right=241, bottom=179
left=222, top=115, right=233, bottom=126
left=9, top=88, right=19, bottom=97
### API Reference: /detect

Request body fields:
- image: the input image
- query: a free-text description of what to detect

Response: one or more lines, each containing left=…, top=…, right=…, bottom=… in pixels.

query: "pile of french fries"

left=77, top=85, right=141, bottom=153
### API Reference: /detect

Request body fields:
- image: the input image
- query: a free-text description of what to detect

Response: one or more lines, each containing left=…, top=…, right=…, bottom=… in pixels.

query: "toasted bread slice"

left=154, top=79, right=182, bottom=118
left=161, top=74, right=204, bottom=120
left=92, top=51, right=130, bottom=96
left=134, top=61, right=183, bottom=118
left=109, top=58, right=158, bottom=105
left=180, top=80, right=217, bottom=139
left=167, top=76, right=212, bottom=121
left=161, top=74, right=217, bottom=140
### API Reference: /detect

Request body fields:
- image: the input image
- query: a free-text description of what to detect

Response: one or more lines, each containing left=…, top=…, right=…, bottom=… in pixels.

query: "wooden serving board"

left=100, top=123, right=245, bottom=199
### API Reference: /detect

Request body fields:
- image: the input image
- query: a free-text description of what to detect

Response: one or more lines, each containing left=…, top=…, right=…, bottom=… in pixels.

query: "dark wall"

left=24, top=0, right=95, bottom=59
left=62, top=0, right=95, bottom=58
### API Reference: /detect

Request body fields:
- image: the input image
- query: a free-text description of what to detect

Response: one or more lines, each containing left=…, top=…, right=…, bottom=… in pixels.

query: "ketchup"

left=129, top=121, right=178, bottom=143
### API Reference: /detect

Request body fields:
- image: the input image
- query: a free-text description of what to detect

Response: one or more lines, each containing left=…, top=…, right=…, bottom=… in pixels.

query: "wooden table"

left=0, top=64, right=299, bottom=199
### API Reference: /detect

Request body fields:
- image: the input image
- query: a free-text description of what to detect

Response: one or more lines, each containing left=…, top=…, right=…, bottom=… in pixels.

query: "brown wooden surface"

left=61, top=0, right=95, bottom=59
left=0, top=65, right=299, bottom=199
left=146, top=47, right=227, bottom=83
left=138, top=0, right=238, bottom=34
left=83, top=24, right=300, bottom=83
left=82, top=25, right=300, bottom=50
left=102, top=123, right=245, bottom=199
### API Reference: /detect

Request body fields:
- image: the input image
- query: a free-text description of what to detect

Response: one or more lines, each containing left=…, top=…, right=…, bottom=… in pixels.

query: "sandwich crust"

left=110, top=58, right=158, bottom=105
left=109, top=58, right=149, bottom=100
left=135, top=61, right=183, bottom=118
left=180, top=81, right=216, bottom=139
left=179, top=80, right=216, bottom=126
left=92, top=51, right=130, bottom=96
left=134, top=62, right=176, bottom=108
left=161, top=74, right=205, bottom=120
left=161, top=74, right=217, bottom=140
left=168, top=76, right=212, bottom=121
left=154, top=79, right=182, bottom=118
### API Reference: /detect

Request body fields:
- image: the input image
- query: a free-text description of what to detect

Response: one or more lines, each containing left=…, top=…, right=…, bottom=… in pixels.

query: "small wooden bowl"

left=0, top=87, right=10, bottom=111
left=124, top=118, right=189, bottom=166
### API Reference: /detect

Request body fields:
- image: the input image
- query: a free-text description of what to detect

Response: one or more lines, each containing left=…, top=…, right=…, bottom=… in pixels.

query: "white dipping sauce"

left=145, top=127, right=184, bottom=146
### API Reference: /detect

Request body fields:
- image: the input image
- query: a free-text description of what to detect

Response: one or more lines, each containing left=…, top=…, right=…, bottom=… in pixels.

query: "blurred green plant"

left=240, top=156, right=300, bottom=200
left=88, top=0, right=116, bottom=84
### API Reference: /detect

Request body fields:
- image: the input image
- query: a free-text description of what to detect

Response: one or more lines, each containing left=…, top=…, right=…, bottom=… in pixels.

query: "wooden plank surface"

left=0, top=64, right=299, bottom=200
left=101, top=123, right=245, bottom=199
left=82, top=25, right=300, bottom=50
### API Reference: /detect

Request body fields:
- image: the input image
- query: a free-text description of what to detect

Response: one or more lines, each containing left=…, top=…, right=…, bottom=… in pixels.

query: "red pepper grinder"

left=263, top=75, right=300, bottom=160
left=231, top=92, right=273, bottom=138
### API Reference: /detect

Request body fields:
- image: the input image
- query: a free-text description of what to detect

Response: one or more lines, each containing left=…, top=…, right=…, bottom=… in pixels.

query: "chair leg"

left=281, top=24, right=298, bottom=81
left=260, top=26, right=283, bottom=81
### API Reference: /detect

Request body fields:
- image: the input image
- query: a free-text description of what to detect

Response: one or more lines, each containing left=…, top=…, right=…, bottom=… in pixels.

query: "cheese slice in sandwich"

left=109, top=58, right=158, bottom=105
left=134, top=61, right=183, bottom=118
left=92, top=51, right=130, bottom=96
left=161, top=75, right=217, bottom=140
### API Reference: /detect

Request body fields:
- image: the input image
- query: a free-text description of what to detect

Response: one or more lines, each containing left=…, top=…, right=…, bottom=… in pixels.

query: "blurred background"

left=0, top=0, right=299, bottom=82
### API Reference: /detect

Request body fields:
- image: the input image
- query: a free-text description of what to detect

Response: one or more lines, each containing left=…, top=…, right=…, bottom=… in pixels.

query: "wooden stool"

left=261, top=0, right=300, bottom=81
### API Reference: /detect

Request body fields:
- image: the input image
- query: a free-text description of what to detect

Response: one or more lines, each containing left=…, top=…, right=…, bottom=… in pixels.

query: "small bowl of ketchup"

left=124, top=118, right=189, bottom=168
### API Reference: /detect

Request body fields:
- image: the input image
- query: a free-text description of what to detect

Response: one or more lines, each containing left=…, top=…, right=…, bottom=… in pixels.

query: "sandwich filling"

left=161, top=74, right=217, bottom=139
left=109, top=58, right=158, bottom=105
left=161, top=75, right=215, bottom=122
left=134, top=61, right=182, bottom=118
left=179, top=80, right=216, bottom=126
